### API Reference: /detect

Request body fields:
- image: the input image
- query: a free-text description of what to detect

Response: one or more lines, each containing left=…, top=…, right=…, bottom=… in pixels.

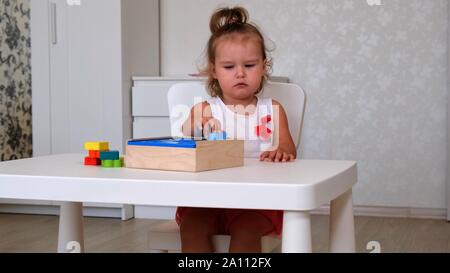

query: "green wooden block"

left=113, top=157, right=123, bottom=168
left=101, top=159, right=114, bottom=168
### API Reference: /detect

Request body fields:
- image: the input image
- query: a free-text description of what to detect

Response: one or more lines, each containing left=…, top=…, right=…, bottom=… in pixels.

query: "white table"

left=0, top=153, right=357, bottom=253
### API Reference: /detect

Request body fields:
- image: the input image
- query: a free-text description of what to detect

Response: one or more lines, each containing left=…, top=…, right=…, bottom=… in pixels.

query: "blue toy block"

left=100, top=150, right=120, bottom=160
left=208, top=131, right=227, bottom=141
left=127, top=138, right=197, bottom=148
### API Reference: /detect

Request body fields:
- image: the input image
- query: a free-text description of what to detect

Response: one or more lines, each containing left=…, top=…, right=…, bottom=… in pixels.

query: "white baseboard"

left=0, top=204, right=59, bottom=215
left=313, top=205, right=447, bottom=220
left=0, top=203, right=134, bottom=220
left=134, top=205, right=448, bottom=220
left=134, top=205, right=176, bottom=219
left=3, top=202, right=444, bottom=221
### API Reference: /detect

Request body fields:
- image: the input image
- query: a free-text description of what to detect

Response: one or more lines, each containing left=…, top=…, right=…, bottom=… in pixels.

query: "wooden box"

left=125, top=138, right=244, bottom=172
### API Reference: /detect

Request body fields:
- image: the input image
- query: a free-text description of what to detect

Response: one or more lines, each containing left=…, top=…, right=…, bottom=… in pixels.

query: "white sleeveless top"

left=206, top=96, right=274, bottom=158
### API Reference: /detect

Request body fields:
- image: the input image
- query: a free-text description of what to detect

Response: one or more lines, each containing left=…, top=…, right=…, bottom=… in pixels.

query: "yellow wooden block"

left=125, top=140, right=244, bottom=172
left=84, top=142, right=109, bottom=151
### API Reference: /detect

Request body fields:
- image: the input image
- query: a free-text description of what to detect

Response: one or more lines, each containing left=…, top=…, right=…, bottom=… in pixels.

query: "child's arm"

left=181, top=102, right=221, bottom=138
left=260, top=100, right=297, bottom=162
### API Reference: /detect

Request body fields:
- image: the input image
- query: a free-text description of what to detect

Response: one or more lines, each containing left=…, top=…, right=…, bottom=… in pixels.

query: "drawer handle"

left=50, top=2, right=57, bottom=45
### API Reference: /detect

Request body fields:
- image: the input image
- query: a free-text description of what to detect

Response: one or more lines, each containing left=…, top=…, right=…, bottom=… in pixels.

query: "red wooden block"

left=84, top=156, right=101, bottom=166
left=89, top=150, right=101, bottom=158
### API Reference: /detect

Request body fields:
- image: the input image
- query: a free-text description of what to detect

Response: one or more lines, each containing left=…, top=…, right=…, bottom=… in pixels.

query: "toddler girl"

left=177, top=6, right=297, bottom=253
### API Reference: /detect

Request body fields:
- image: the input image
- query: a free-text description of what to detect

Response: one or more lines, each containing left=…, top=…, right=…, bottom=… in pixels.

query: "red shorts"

left=175, top=207, right=283, bottom=235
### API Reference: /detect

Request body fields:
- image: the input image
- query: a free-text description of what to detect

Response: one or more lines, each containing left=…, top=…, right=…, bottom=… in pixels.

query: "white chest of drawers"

left=131, top=77, right=205, bottom=138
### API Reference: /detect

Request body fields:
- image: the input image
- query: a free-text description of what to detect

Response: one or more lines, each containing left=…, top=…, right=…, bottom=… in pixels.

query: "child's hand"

left=259, top=148, right=296, bottom=162
left=197, top=117, right=222, bottom=138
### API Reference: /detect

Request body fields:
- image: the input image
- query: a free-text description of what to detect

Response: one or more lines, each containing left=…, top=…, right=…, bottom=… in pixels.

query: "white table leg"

left=282, top=211, right=312, bottom=253
left=57, top=202, right=84, bottom=253
left=329, top=189, right=355, bottom=252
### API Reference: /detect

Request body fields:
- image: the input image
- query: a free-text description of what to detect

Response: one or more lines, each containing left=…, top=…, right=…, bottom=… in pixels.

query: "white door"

left=32, top=0, right=124, bottom=155
left=27, top=0, right=132, bottom=219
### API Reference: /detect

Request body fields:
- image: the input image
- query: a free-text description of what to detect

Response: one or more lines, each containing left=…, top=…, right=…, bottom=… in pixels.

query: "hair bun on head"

left=209, top=6, right=249, bottom=34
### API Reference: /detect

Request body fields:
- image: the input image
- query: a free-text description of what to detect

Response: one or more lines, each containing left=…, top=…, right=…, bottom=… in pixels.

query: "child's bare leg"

left=179, top=208, right=220, bottom=253
left=228, top=211, right=274, bottom=253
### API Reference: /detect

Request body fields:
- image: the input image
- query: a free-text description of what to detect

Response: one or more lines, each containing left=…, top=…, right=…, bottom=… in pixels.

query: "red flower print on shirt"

left=255, top=115, right=272, bottom=141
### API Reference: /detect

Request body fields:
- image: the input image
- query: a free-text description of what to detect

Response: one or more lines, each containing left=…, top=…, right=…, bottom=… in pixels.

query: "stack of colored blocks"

left=83, top=142, right=124, bottom=168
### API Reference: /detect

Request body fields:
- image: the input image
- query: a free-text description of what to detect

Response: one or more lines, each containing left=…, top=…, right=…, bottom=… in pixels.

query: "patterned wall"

left=161, top=0, right=448, bottom=208
left=0, top=0, right=32, bottom=161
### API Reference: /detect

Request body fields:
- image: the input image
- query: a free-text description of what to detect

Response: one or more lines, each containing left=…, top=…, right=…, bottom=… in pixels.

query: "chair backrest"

left=167, top=81, right=306, bottom=148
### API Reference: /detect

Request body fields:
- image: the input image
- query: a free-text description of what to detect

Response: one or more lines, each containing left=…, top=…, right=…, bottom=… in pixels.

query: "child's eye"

left=223, top=66, right=234, bottom=69
left=245, top=64, right=256, bottom=68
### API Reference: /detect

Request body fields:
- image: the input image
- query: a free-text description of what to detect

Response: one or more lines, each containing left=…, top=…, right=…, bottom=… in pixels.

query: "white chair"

left=147, top=81, right=306, bottom=253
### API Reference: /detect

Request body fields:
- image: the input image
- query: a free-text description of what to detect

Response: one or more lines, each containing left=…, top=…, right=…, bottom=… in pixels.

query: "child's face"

left=212, top=34, right=265, bottom=101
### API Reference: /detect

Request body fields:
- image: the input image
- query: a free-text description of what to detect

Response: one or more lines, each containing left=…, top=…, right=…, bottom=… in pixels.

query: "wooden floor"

left=0, top=213, right=449, bottom=253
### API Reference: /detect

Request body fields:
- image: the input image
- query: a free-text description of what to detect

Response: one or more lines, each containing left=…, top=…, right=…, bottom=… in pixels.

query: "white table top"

left=0, top=154, right=357, bottom=211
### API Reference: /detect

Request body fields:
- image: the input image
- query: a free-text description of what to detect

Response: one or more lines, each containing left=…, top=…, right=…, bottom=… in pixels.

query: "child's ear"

left=263, top=58, right=272, bottom=76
